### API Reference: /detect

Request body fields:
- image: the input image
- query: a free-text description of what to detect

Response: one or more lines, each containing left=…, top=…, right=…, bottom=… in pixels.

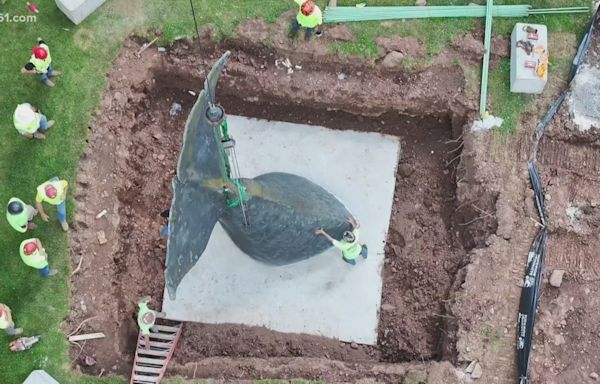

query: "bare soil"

left=64, top=15, right=600, bottom=384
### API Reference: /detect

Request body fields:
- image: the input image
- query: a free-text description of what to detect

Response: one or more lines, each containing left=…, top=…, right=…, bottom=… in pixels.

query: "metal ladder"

left=129, top=320, right=183, bottom=384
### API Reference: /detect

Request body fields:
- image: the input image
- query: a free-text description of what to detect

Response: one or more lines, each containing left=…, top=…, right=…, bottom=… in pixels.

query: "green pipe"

left=323, top=5, right=588, bottom=23
left=480, top=0, right=493, bottom=118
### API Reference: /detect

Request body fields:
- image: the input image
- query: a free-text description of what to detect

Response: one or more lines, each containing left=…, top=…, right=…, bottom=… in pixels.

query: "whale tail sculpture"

left=165, top=52, right=352, bottom=299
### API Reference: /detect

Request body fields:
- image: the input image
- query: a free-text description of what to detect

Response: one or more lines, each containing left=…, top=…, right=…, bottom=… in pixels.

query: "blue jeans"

left=160, top=223, right=169, bottom=238
left=38, top=66, right=53, bottom=82
left=39, top=265, right=50, bottom=277
left=290, top=19, right=314, bottom=40
left=50, top=176, right=67, bottom=224
left=4, top=327, right=19, bottom=336
left=38, top=114, right=49, bottom=132
left=343, top=257, right=356, bottom=265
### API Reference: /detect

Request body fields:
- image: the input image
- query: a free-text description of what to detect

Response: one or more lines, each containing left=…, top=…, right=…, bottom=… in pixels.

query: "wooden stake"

left=68, top=333, right=105, bottom=342
left=136, top=37, right=159, bottom=57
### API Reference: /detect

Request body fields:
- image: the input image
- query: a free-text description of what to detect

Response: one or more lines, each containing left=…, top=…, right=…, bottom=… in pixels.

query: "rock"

left=157, top=154, right=166, bottom=161
left=590, top=372, right=599, bottom=380
left=381, top=303, right=395, bottom=311
left=549, top=270, right=565, bottom=288
left=403, top=369, right=427, bottom=384
left=382, top=51, right=405, bottom=68
left=415, top=0, right=427, bottom=5
left=398, top=164, right=414, bottom=177
left=157, top=47, right=166, bottom=52
left=97, top=231, right=108, bottom=245
left=465, top=360, right=477, bottom=373
left=471, top=363, right=483, bottom=379
left=169, top=102, right=182, bottom=116
left=337, top=73, right=347, bottom=80
left=350, top=342, right=358, bottom=349
left=326, top=25, right=354, bottom=41
left=553, top=334, right=566, bottom=346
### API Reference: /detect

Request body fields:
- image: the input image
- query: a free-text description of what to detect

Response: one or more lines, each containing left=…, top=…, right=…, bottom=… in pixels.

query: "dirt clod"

left=404, top=369, right=427, bottom=384
left=325, top=25, right=354, bottom=42
left=591, top=372, right=599, bottom=380
left=375, top=36, right=426, bottom=57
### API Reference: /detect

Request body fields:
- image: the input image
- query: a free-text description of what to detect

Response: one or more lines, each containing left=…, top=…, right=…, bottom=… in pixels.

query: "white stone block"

left=510, top=23, right=548, bottom=94
left=23, top=370, right=60, bottom=384
left=55, top=0, right=107, bottom=25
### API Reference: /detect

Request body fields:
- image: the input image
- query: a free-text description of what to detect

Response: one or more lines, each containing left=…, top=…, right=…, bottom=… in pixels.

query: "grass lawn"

left=0, top=0, right=591, bottom=383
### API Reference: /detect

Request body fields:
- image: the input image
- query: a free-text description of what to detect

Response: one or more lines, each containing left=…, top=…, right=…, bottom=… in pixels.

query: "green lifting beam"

left=480, top=0, right=494, bottom=118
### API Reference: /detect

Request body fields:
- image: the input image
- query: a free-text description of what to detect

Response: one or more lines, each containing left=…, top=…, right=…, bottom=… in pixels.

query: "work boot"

left=32, top=132, right=46, bottom=140
left=61, top=222, right=69, bottom=232
left=43, top=79, right=55, bottom=87
left=47, top=120, right=55, bottom=129
left=50, top=70, right=61, bottom=77
left=343, top=257, right=356, bottom=266
left=13, top=328, right=23, bottom=336
left=48, top=269, right=58, bottom=276
left=28, top=222, right=38, bottom=230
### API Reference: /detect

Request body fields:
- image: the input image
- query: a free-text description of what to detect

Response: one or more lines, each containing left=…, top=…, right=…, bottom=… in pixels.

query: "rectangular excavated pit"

left=163, top=115, right=401, bottom=345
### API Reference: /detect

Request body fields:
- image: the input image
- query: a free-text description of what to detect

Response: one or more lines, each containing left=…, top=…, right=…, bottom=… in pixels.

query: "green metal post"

left=479, top=0, right=493, bottom=118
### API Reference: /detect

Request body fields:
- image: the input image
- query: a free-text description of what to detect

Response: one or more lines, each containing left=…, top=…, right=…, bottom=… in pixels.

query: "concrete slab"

left=163, top=115, right=400, bottom=345
left=568, top=64, right=600, bottom=131
left=55, top=0, right=107, bottom=25
left=23, top=370, right=60, bottom=384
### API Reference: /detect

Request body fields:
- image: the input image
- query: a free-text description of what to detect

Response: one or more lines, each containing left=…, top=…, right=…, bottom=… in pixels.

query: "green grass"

left=0, top=0, right=592, bottom=383
left=0, top=1, right=290, bottom=383
left=332, top=0, right=591, bottom=132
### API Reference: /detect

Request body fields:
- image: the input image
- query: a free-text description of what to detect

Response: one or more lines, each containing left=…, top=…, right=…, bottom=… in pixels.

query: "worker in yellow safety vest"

left=315, top=215, right=368, bottom=266
left=0, top=303, right=23, bottom=336
left=137, top=297, right=166, bottom=350
left=21, top=38, right=61, bottom=87
left=19, top=238, right=58, bottom=277
left=13, top=103, right=55, bottom=140
left=289, top=0, right=323, bottom=41
left=6, top=197, right=38, bottom=233
left=35, top=177, right=69, bottom=231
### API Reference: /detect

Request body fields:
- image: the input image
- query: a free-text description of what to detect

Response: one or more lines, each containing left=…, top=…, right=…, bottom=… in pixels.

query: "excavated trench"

left=68, top=38, right=499, bottom=381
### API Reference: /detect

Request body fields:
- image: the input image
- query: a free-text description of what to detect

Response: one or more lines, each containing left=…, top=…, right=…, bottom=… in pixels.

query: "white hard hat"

left=14, top=103, right=35, bottom=125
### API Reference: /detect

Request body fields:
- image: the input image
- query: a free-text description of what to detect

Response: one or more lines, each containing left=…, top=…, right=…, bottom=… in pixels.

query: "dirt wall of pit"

left=66, top=28, right=542, bottom=384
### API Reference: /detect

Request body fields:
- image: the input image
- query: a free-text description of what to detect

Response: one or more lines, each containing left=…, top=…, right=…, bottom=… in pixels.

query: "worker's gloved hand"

left=36, top=37, right=43, bottom=44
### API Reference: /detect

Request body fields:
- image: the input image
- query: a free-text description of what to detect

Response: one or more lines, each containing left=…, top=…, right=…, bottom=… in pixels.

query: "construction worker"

left=289, top=0, right=323, bottom=41
left=35, top=177, right=69, bottom=231
left=6, top=197, right=38, bottom=232
left=137, top=297, right=166, bottom=350
left=20, top=238, right=58, bottom=277
left=0, top=303, right=23, bottom=336
left=159, top=209, right=170, bottom=238
left=21, top=37, right=61, bottom=87
left=13, top=103, right=55, bottom=140
left=315, top=216, right=368, bottom=265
